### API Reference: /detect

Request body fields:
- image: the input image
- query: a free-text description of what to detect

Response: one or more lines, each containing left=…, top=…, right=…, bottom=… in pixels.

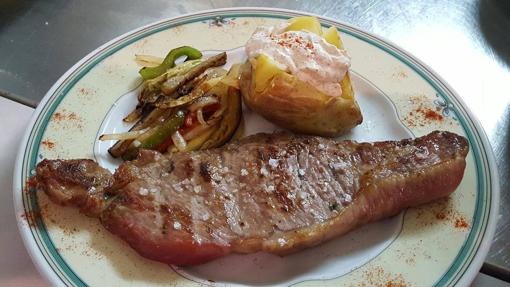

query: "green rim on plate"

left=14, top=8, right=498, bottom=287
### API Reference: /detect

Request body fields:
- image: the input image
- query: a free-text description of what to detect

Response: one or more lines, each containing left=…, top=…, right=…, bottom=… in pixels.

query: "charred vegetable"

left=122, top=110, right=186, bottom=160
left=102, top=48, right=242, bottom=160
left=201, top=84, right=242, bottom=149
left=139, top=52, right=227, bottom=107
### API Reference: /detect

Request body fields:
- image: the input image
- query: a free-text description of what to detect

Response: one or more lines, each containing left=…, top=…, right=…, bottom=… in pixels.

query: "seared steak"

left=33, top=131, right=469, bottom=266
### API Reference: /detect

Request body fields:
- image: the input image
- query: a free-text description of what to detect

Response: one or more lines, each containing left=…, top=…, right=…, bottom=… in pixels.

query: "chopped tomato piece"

left=184, top=111, right=196, bottom=128
left=155, top=137, right=174, bottom=153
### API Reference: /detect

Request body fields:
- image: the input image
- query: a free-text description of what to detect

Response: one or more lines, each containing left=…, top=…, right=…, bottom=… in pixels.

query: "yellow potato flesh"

left=253, top=54, right=284, bottom=93
left=285, top=16, right=344, bottom=49
left=285, top=16, right=323, bottom=35
left=323, top=26, right=344, bottom=49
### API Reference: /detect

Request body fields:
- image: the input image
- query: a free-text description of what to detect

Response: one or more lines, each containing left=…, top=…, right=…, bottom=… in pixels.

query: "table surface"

left=1, top=0, right=509, bottom=284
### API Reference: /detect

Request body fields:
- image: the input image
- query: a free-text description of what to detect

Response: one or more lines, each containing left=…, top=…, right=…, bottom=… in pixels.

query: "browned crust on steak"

left=34, top=159, right=113, bottom=217
left=33, top=131, right=469, bottom=265
left=258, top=150, right=466, bottom=254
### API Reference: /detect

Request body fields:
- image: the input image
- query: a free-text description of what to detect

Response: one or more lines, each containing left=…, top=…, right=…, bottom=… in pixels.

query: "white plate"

left=13, top=8, right=499, bottom=287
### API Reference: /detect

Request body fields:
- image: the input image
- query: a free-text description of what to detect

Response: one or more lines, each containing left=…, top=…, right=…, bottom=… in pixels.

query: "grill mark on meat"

left=320, top=163, right=346, bottom=209
left=256, top=146, right=278, bottom=162
left=199, top=162, right=212, bottom=182
left=356, top=144, right=376, bottom=165
left=160, top=204, right=192, bottom=234
left=119, top=189, right=154, bottom=213
left=298, top=144, right=330, bottom=219
left=267, top=146, right=279, bottom=161
left=183, top=159, right=194, bottom=178
left=166, top=161, right=175, bottom=174
left=49, top=160, right=98, bottom=187
left=35, top=159, right=112, bottom=217
left=274, top=180, right=293, bottom=212
left=32, top=131, right=469, bottom=266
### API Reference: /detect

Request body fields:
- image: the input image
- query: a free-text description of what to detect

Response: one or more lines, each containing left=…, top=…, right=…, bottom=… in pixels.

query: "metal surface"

left=0, top=0, right=508, bottom=279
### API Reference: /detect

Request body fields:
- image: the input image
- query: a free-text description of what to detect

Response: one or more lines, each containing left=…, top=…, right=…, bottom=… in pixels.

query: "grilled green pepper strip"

left=139, top=46, right=202, bottom=80
left=122, top=110, right=186, bottom=160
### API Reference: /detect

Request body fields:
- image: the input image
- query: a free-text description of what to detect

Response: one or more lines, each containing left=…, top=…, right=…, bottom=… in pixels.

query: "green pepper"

left=139, top=46, right=202, bottom=80
left=122, top=110, right=186, bottom=160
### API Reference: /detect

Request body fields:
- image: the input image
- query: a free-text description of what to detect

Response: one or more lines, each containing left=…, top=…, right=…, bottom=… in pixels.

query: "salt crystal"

left=172, top=183, right=183, bottom=193
left=194, top=186, right=202, bottom=193
left=298, top=169, right=305, bottom=176
left=277, top=238, right=286, bottom=246
left=225, top=175, right=234, bottom=183
left=331, top=162, right=345, bottom=170
left=138, top=187, right=148, bottom=196
left=267, top=185, right=275, bottom=192
left=211, top=173, right=222, bottom=182
left=268, top=158, right=279, bottom=168
left=415, top=147, right=429, bottom=159
left=416, top=152, right=428, bottom=159
left=260, top=166, right=269, bottom=177
left=241, top=169, right=248, bottom=176
left=318, top=143, right=325, bottom=150
left=173, top=221, right=182, bottom=230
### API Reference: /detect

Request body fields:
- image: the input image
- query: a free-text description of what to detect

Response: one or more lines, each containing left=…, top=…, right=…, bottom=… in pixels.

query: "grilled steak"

left=33, top=131, right=469, bottom=266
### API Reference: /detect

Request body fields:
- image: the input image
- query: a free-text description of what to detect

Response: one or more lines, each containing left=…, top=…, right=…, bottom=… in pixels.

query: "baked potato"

left=240, top=17, right=362, bottom=137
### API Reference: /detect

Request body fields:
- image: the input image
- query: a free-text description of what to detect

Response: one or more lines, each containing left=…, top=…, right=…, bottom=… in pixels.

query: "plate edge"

left=12, top=7, right=500, bottom=287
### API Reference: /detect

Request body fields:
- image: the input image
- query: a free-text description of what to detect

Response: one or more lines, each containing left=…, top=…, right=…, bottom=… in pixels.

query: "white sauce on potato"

left=245, top=24, right=350, bottom=97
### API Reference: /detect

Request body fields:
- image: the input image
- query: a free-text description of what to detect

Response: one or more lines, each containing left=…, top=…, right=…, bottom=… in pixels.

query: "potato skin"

left=240, top=61, right=363, bottom=137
